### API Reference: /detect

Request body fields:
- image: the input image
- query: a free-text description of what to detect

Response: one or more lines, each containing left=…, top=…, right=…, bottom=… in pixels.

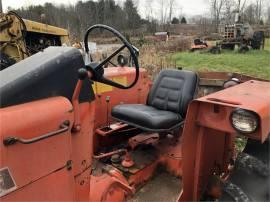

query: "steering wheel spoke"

left=96, top=44, right=126, bottom=69
left=109, top=61, right=117, bottom=67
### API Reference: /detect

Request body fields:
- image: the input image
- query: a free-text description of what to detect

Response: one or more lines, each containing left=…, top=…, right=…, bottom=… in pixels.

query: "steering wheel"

left=84, top=24, right=139, bottom=89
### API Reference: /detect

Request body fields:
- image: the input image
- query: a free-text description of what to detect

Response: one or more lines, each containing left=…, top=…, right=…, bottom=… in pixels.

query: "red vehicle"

left=190, top=38, right=208, bottom=52
left=0, top=25, right=269, bottom=201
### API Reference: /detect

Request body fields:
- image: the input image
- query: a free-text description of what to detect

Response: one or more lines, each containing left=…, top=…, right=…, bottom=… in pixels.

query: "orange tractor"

left=190, top=38, right=209, bottom=52
left=0, top=25, right=269, bottom=201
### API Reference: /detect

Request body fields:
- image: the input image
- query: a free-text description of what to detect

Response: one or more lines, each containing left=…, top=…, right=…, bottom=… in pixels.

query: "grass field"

left=170, top=38, right=270, bottom=79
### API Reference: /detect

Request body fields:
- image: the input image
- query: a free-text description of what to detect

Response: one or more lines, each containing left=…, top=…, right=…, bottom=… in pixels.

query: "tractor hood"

left=197, top=80, right=270, bottom=142
left=0, top=47, right=94, bottom=108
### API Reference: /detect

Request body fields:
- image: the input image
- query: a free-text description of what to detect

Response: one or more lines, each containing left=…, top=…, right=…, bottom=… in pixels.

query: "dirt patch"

left=129, top=170, right=182, bottom=202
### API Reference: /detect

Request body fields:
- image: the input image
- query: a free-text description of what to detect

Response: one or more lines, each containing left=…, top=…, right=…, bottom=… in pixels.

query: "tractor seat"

left=111, top=69, right=198, bottom=132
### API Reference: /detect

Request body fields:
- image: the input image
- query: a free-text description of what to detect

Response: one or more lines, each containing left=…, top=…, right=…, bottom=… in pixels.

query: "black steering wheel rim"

left=84, top=24, right=139, bottom=89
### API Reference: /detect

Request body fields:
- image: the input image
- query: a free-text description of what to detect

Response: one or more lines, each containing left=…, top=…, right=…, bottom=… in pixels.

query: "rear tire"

left=221, top=43, right=235, bottom=50
left=209, top=46, right=221, bottom=54
left=222, top=180, right=251, bottom=202
left=239, top=45, right=249, bottom=53
left=221, top=142, right=269, bottom=202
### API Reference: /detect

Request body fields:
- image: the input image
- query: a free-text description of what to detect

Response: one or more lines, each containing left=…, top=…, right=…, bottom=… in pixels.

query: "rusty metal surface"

left=180, top=101, right=236, bottom=201
left=198, top=80, right=270, bottom=142
left=2, top=65, right=269, bottom=202
left=197, top=72, right=269, bottom=97
left=128, top=133, right=159, bottom=149
left=0, top=97, right=76, bottom=200
left=180, top=77, right=270, bottom=201
left=198, top=71, right=269, bottom=82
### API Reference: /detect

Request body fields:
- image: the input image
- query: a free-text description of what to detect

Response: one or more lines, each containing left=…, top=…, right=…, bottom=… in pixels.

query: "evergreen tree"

left=171, top=17, right=180, bottom=24
left=180, top=17, right=187, bottom=24
left=124, top=0, right=141, bottom=30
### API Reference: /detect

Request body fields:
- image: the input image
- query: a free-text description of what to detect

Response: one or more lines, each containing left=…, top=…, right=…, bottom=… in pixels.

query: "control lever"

left=71, top=68, right=92, bottom=132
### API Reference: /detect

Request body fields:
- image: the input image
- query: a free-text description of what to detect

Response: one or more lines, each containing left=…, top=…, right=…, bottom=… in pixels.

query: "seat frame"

left=112, top=116, right=185, bottom=132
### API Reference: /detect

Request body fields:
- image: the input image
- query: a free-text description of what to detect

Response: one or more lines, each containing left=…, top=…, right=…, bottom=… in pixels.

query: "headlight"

left=230, top=109, right=259, bottom=134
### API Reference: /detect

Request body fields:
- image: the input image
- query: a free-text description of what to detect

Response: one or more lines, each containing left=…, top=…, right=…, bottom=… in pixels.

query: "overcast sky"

left=2, top=0, right=210, bottom=18
left=3, top=0, right=267, bottom=19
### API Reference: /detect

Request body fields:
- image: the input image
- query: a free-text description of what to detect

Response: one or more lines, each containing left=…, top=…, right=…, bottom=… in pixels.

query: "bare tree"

left=168, top=0, right=175, bottom=24
left=220, top=0, right=248, bottom=24
left=255, top=0, right=263, bottom=23
left=145, top=0, right=153, bottom=21
left=190, top=14, right=212, bottom=34
left=223, top=0, right=235, bottom=23
left=211, top=0, right=225, bottom=32
left=0, top=0, right=3, bottom=13
left=158, top=0, right=177, bottom=28
left=243, top=4, right=256, bottom=24
left=237, top=0, right=247, bottom=13
left=158, top=0, right=167, bottom=25
left=267, top=6, right=270, bottom=24
left=177, top=6, right=184, bottom=21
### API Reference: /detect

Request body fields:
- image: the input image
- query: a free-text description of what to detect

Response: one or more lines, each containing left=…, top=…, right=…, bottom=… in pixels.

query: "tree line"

left=9, top=0, right=143, bottom=40
left=7, top=0, right=270, bottom=38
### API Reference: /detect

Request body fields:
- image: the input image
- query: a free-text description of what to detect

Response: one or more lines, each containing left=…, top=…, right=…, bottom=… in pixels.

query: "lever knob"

left=78, top=68, right=88, bottom=80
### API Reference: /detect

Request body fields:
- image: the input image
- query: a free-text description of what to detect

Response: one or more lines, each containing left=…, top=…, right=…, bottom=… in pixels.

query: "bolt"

left=81, top=160, right=87, bottom=166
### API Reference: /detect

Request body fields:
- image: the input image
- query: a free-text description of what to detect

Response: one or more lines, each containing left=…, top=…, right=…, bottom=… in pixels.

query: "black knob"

left=3, top=137, right=18, bottom=146
left=78, top=68, right=88, bottom=80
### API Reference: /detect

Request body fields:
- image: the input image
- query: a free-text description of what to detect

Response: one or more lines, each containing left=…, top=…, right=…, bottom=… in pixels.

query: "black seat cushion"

left=147, top=69, right=198, bottom=117
left=112, top=104, right=183, bottom=131
left=111, top=69, right=198, bottom=131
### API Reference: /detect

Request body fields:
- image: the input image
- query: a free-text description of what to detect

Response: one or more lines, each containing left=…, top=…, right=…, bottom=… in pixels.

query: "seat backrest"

left=147, top=69, right=198, bottom=117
